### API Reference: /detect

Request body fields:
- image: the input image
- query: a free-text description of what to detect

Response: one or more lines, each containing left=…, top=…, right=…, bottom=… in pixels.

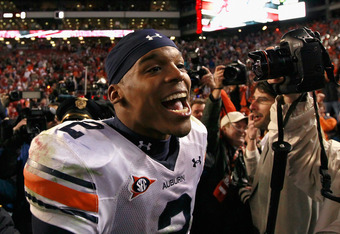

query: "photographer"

left=191, top=65, right=254, bottom=233
left=0, top=98, right=59, bottom=234
left=248, top=87, right=320, bottom=234
left=0, top=116, right=33, bottom=234
left=244, top=81, right=276, bottom=183
left=247, top=27, right=340, bottom=233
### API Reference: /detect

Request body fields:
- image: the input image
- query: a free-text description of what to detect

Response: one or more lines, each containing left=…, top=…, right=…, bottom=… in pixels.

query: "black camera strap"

left=265, top=94, right=307, bottom=234
left=319, top=41, right=337, bottom=85
left=312, top=91, right=340, bottom=203
left=266, top=92, right=340, bottom=234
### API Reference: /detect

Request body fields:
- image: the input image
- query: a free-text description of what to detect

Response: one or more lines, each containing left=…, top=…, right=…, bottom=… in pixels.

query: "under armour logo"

left=138, top=141, right=152, bottom=151
left=192, top=156, right=201, bottom=167
left=146, top=33, right=162, bottom=40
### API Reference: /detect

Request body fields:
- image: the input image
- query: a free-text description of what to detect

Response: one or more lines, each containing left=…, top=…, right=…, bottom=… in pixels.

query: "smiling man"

left=248, top=82, right=276, bottom=131
left=24, top=29, right=207, bottom=233
left=244, top=81, right=276, bottom=181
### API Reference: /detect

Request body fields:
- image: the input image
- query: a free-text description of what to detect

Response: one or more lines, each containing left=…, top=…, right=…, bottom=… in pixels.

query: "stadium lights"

left=54, top=11, right=65, bottom=19
left=20, top=12, right=26, bottom=19
left=3, top=13, right=13, bottom=18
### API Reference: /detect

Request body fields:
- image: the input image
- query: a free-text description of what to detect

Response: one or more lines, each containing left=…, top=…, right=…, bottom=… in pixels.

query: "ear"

left=220, top=125, right=227, bottom=135
left=108, top=84, right=123, bottom=104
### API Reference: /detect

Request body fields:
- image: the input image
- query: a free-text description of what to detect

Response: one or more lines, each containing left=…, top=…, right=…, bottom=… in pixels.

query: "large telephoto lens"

left=248, top=48, right=293, bottom=81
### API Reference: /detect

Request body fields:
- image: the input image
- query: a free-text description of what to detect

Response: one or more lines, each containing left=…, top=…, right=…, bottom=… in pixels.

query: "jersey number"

left=59, top=121, right=104, bottom=139
left=158, top=193, right=191, bottom=233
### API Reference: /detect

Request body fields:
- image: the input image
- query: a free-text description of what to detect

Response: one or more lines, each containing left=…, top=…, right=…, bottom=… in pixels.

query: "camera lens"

left=9, top=91, right=22, bottom=102
left=222, top=60, right=247, bottom=86
left=224, top=66, right=239, bottom=80
left=252, top=60, right=263, bottom=78
left=248, top=48, right=293, bottom=81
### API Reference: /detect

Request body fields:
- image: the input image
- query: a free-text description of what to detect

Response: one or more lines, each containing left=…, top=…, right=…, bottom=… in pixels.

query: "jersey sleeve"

left=24, top=124, right=99, bottom=233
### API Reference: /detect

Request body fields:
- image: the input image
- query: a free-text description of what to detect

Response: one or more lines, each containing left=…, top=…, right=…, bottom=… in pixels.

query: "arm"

left=200, top=65, right=225, bottom=156
left=24, top=131, right=99, bottom=233
left=244, top=113, right=261, bottom=182
left=319, top=116, right=337, bottom=132
left=201, top=94, right=222, bottom=157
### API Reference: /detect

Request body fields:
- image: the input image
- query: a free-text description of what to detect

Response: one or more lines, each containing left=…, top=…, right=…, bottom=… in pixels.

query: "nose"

left=249, top=100, right=258, bottom=111
left=164, top=64, right=187, bottom=83
left=195, top=112, right=203, bottom=120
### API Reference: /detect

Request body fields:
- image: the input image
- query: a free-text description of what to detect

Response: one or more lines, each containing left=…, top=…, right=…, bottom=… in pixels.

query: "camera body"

left=9, top=91, right=42, bottom=102
left=58, top=78, right=75, bottom=93
left=187, top=67, right=207, bottom=83
left=223, top=60, right=247, bottom=86
left=248, top=27, right=335, bottom=94
left=187, top=49, right=207, bottom=87
left=21, top=107, right=56, bottom=134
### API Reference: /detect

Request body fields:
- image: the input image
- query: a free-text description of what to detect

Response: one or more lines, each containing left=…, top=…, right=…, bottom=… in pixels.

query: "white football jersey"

left=24, top=117, right=207, bottom=233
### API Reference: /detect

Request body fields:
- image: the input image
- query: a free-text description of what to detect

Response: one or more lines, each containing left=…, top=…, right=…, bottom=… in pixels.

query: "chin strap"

left=312, top=91, right=340, bottom=203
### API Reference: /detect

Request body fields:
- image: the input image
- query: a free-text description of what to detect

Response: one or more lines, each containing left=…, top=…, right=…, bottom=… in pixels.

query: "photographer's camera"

left=187, top=48, right=207, bottom=87
left=248, top=27, right=337, bottom=94
left=223, top=60, right=247, bottom=86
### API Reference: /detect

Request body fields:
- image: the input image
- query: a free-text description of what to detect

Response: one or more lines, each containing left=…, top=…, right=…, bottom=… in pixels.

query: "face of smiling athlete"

left=108, top=46, right=192, bottom=140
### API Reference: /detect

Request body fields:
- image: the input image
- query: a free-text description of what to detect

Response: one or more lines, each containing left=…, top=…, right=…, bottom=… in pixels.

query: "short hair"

left=190, top=98, right=206, bottom=107
left=254, top=82, right=276, bottom=98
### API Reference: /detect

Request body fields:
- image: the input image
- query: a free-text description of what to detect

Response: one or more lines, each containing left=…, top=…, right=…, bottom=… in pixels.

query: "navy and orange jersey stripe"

left=24, top=158, right=98, bottom=222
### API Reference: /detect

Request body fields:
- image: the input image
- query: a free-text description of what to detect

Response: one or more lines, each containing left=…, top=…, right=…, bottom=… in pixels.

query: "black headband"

left=105, top=29, right=178, bottom=85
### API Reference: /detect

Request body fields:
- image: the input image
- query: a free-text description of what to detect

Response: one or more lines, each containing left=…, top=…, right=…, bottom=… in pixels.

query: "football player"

left=24, top=29, right=207, bottom=233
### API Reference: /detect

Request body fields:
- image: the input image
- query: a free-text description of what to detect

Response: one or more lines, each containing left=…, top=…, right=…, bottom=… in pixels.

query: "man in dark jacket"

left=191, top=65, right=253, bottom=234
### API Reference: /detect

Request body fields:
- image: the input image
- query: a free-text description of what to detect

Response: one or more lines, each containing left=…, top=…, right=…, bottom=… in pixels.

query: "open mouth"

left=253, top=113, right=263, bottom=122
left=161, top=92, right=190, bottom=114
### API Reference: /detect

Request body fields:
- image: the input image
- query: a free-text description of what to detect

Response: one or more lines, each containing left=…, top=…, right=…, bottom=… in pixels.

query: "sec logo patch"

left=130, top=176, right=156, bottom=200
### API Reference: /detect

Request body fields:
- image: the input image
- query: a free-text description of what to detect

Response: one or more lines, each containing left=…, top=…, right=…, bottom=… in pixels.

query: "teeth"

left=172, top=107, right=189, bottom=113
left=163, top=93, right=187, bottom=102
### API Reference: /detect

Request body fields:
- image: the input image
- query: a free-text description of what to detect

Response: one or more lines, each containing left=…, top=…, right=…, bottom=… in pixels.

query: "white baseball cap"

left=221, top=111, right=248, bottom=128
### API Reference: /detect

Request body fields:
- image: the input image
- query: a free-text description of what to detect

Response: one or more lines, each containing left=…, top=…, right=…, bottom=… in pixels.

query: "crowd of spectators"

left=0, top=18, right=339, bottom=120
left=0, top=15, right=339, bottom=234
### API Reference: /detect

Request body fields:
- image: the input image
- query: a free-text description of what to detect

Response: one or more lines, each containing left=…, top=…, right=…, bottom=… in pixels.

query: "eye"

left=177, top=63, right=187, bottom=71
left=177, top=64, right=185, bottom=69
left=257, top=97, right=270, bottom=103
left=147, top=66, right=161, bottom=73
